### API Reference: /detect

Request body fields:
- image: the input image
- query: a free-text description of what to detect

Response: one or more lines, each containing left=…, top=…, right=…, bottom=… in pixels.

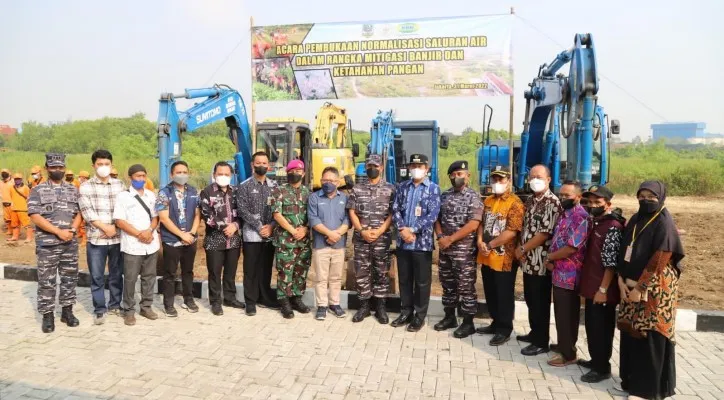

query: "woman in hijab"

left=616, top=181, right=684, bottom=400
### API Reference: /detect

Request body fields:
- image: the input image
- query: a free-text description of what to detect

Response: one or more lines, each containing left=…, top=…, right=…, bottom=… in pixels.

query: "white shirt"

left=113, top=188, right=160, bottom=256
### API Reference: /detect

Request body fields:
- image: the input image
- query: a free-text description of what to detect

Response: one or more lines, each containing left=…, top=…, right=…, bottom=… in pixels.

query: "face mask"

left=48, top=171, right=65, bottom=181
left=561, top=198, right=576, bottom=210
left=32, top=174, right=40, bottom=180
left=366, top=168, right=380, bottom=179
left=215, top=175, right=231, bottom=187
left=410, top=168, right=426, bottom=180
left=450, top=176, right=465, bottom=189
left=172, top=174, right=189, bottom=185
left=96, top=165, right=111, bottom=178
left=254, top=166, right=268, bottom=176
left=492, top=182, right=507, bottom=195
left=131, top=179, right=145, bottom=190
left=529, top=178, right=547, bottom=193
left=1, top=172, right=8, bottom=179
left=588, top=206, right=606, bottom=217
left=322, top=182, right=337, bottom=194
left=287, top=173, right=302, bottom=184
left=14, top=180, right=22, bottom=187
left=638, top=199, right=659, bottom=215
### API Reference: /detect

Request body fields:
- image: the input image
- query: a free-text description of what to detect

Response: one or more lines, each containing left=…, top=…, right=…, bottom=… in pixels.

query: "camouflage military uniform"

left=271, top=183, right=311, bottom=299
left=346, top=179, right=395, bottom=300
left=437, top=186, right=483, bottom=315
left=27, top=180, right=80, bottom=315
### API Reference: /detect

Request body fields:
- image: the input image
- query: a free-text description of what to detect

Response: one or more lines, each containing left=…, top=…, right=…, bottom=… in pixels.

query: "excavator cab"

left=255, top=119, right=312, bottom=187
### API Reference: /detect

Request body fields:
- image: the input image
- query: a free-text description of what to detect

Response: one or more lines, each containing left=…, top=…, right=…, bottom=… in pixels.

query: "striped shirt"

left=79, top=176, right=126, bottom=245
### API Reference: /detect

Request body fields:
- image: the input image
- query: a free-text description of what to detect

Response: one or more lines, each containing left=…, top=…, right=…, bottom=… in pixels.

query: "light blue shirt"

left=307, top=190, right=350, bottom=249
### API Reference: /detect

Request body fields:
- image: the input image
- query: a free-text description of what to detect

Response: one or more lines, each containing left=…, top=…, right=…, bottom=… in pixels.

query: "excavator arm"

left=312, top=102, right=348, bottom=149
left=156, top=84, right=253, bottom=187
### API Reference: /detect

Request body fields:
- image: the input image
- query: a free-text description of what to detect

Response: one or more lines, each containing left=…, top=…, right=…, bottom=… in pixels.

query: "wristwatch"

left=598, top=286, right=608, bottom=294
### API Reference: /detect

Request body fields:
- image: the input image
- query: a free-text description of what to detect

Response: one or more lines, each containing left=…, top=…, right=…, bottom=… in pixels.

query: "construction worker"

left=110, top=167, right=119, bottom=179
left=28, top=165, right=46, bottom=188
left=78, top=171, right=90, bottom=185
left=27, top=153, right=82, bottom=333
left=9, top=173, right=33, bottom=243
left=65, top=170, right=80, bottom=188
left=144, top=178, right=155, bottom=192
left=1, top=168, right=12, bottom=235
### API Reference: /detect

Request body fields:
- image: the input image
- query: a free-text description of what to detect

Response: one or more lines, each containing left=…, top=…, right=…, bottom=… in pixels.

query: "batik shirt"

left=199, top=183, right=241, bottom=251
left=236, top=176, right=277, bottom=243
left=392, top=178, right=441, bottom=252
left=521, top=189, right=562, bottom=276
left=478, top=192, right=524, bottom=272
left=549, top=203, right=590, bottom=290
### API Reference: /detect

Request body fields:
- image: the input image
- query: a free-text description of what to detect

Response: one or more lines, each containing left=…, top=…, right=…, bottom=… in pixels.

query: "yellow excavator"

left=255, top=102, right=358, bottom=190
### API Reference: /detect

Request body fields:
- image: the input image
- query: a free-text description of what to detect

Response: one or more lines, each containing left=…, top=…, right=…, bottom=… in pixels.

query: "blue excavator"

left=356, top=110, right=449, bottom=185
left=156, top=84, right=254, bottom=187
left=477, top=33, right=620, bottom=196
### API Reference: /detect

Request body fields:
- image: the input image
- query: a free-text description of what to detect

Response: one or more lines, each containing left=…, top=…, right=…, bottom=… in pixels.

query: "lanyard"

left=631, top=206, right=665, bottom=245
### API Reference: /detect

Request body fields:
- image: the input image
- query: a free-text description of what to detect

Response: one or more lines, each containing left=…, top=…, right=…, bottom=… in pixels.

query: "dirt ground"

left=2, top=195, right=723, bottom=310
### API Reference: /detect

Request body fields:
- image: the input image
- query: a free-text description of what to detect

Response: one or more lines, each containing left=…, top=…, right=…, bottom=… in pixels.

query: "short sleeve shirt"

left=549, top=204, right=590, bottom=289
left=521, top=190, right=562, bottom=276
left=478, top=192, right=525, bottom=272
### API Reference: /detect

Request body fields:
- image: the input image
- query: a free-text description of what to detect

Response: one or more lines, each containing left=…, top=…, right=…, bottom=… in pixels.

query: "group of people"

left=20, top=148, right=681, bottom=400
left=476, top=164, right=683, bottom=399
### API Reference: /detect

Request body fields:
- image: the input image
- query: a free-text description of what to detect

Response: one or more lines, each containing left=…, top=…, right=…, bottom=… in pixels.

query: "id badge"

left=624, top=245, right=633, bottom=262
left=414, top=206, right=422, bottom=217
left=266, top=196, right=272, bottom=206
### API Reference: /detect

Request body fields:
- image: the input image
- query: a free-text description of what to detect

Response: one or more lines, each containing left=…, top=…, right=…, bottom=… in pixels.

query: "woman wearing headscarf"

left=616, top=181, right=684, bottom=400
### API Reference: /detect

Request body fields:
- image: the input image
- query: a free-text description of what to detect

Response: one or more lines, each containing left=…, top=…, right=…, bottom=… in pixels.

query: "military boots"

left=352, top=299, right=371, bottom=323
left=434, top=307, right=458, bottom=331
left=41, top=312, right=55, bottom=333
left=453, top=315, right=476, bottom=338
left=60, top=305, right=80, bottom=327
left=375, top=298, right=389, bottom=324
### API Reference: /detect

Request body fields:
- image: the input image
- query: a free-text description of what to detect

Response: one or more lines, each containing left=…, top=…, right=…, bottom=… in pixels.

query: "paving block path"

left=0, top=279, right=722, bottom=400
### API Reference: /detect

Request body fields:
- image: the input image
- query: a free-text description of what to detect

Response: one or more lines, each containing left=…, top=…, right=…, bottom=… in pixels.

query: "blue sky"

left=0, top=0, right=722, bottom=140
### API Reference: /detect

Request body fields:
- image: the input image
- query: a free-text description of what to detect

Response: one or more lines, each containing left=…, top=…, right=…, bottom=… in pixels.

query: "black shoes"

left=516, top=333, right=533, bottom=343
left=390, top=312, right=413, bottom=328
left=165, top=306, right=179, bottom=318
left=290, top=296, right=310, bottom=314
left=223, top=298, right=246, bottom=309
left=211, top=303, right=224, bottom=316
left=434, top=308, right=458, bottom=331
left=375, top=298, right=389, bottom=324
left=246, top=303, right=257, bottom=316
left=489, top=334, right=510, bottom=346
left=521, top=344, right=549, bottom=356
left=577, top=359, right=593, bottom=369
left=279, top=298, right=294, bottom=319
left=184, top=298, right=199, bottom=313
left=581, top=370, right=612, bottom=383
left=453, top=316, right=475, bottom=339
left=476, top=324, right=496, bottom=335
left=407, top=316, right=424, bottom=332
left=42, top=312, right=55, bottom=333
left=352, top=299, right=371, bottom=323
left=60, top=306, right=79, bottom=327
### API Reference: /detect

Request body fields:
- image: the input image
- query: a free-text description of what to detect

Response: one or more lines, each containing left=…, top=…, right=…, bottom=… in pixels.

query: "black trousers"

left=481, top=264, right=517, bottom=336
left=584, top=298, right=616, bottom=374
left=162, top=243, right=197, bottom=307
left=206, top=247, right=241, bottom=304
left=523, top=272, right=552, bottom=348
left=396, top=250, right=432, bottom=320
left=553, top=286, right=580, bottom=361
left=243, top=241, right=278, bottom=307
left=620, top=330, right=676, bottom=399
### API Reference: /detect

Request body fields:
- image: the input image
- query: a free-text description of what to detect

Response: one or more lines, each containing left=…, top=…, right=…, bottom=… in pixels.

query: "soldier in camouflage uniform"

left=27, top=153, right=82, bottom=333
left=433, top=161, right=484, bottom=338
left=347, top=154, right=395, bottom=324
left=271, top=159, right=312, bottom=319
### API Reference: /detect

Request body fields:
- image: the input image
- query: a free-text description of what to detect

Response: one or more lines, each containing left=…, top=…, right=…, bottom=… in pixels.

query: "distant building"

left=0, top=125, right=17, bottom=137
left=650, top=122, right=706, bottom=140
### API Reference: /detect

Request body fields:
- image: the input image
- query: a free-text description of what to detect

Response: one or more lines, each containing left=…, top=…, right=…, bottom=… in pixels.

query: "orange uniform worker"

left=28, top=165, right=46, bottom=189
left=1, top=169, right=12, bottom=235
left=76, top=171, right=90, bottom=245
left=65, top=170, right=80, bottom=188
left=9, top=173, right=33, bottom=243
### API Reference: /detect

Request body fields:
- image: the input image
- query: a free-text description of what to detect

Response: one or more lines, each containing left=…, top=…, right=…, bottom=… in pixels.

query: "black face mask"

left=49, top=170, right=65, bottom=182
left=1, top=172, right=8, bottom=179
left=287, top=173, right=302, bottom=184
left=366, top=168, right=380, bottom=179
left=561, top=198, right=576, bottom=210
left=254, top=166, right=268, bottom=176
left=451, top=177, right=465, bottom=189
left=638, top=199, right=659, bottom=215
left=588, top=206, right=606, bottom=217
